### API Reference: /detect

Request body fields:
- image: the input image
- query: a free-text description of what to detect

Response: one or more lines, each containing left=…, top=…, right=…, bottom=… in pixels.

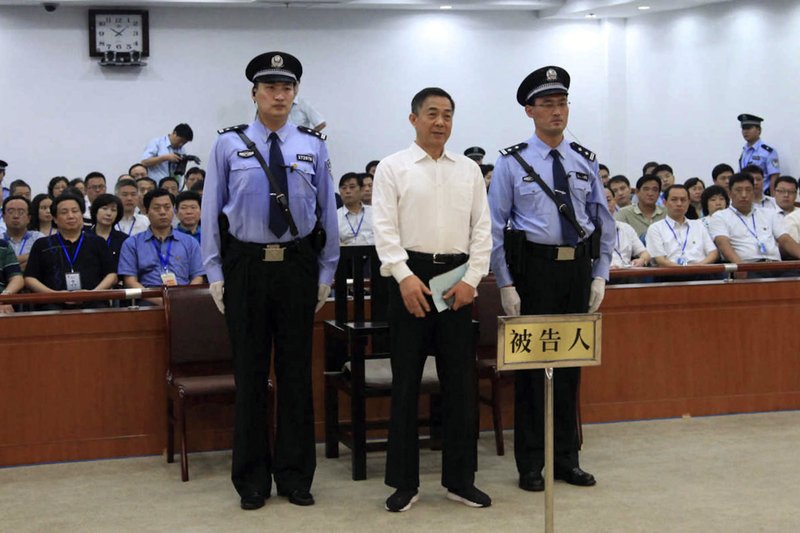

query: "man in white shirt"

left=771, top=176, right=797, bottom=217
left=114, top=179, right=149, bottom=236
left=605, top=186, right=649, bottom=269
left=373, top=87, right=492, bottom=513
left=743, top=165, right=778, bottom=212
left=709, top=174, right=800, bottom=276
left=336, top=173, right=373, bottom=245
left=646, top=185, right=718, bottom=268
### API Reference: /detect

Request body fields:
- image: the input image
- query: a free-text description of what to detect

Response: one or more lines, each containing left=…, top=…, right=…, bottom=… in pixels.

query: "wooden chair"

left=323, top=245, right=441, bottom=480
left=474, top=276, right=508, bottom=456
left=164, top=285, right=274, bottom=482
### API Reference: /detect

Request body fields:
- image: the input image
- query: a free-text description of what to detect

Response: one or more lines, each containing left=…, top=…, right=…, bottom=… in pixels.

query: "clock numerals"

left=90, top=10, right=148, bottom=59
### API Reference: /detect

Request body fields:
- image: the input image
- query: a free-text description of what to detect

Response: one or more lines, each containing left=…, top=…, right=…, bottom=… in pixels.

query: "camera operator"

left=140, top=123, right=194, bottom=182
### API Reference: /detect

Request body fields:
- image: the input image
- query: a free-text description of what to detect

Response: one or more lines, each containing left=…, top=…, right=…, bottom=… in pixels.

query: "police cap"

left=737, top=114, right=763, bottom=128
left=246, top=51, right=302, bottom=84
left=516, top=66, right=570, bottom=106
left=0, top=160, right=6, bottom=171
left=464, top=146, right=486, bottom=161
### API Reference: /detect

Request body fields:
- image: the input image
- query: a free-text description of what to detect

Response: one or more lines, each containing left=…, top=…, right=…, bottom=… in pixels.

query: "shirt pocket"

left=288, top=161, right=317, bottom=200
left=568, top=176, right=591, bottom=207
left=228, top=159, right=268, bottom=196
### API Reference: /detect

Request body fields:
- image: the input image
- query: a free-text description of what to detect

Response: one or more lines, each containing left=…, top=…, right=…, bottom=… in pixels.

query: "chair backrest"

left=332, top=245, right=388, bottom=324
left=164, top=286, right=233, bottom=367
left=475, top=276, right=503, bottom=358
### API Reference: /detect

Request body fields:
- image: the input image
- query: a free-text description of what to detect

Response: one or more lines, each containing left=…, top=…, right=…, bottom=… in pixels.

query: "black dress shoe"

left=519, top=471, right=544, bottom=492
left=278, top=488, right=315, bottom=506
left=240, top=492, right=266, bottom=510
left=555, top=467, right=596, bottom=487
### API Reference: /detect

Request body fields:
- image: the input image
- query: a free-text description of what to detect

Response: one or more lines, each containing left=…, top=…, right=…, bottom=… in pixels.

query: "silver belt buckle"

left=556, top=246, right=575, bottom=261
left=263, top=245, right=285, bottom=262
left=432, top=253, right=446, bottom=265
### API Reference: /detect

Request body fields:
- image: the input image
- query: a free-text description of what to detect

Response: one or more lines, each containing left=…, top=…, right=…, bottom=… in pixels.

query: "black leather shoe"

left=278, top=488, right=315, bottom=506
left=240, top=492, right=266, bottom=510
left=519, top=471, right=544, bottom=492
left=555, top=467, right=596, bottom=487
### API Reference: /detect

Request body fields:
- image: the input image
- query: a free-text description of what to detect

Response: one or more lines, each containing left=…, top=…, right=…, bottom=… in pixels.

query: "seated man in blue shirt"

left=174, top=191, right=202, bottom=244
left=118, top=189, right=204, bottom=289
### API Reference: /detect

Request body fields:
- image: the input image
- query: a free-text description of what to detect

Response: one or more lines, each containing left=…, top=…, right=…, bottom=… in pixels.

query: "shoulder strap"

left=297, top=125, right=327, bottom=141
left=506, top=150, right=586, bottom=240
left=232, top=129, right=300, bottom=239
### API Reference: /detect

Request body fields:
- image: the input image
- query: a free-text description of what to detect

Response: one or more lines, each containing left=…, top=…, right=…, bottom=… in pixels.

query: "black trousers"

left=223, top=243, right=318, bottom=498
left=384, top=257, right=477, bottom=491
left=512, top=250, right=591, bottom=475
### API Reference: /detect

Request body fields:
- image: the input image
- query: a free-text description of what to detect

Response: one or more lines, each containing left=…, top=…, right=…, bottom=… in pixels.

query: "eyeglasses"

left=532, top=101, right=570, bottom=110
left=4, top=208, right=28, bottom=216
left=774, top=188, right=796, bottom=195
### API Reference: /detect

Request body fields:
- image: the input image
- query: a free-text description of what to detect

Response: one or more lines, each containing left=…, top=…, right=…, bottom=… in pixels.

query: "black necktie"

left=268, top=132, right=289, bottom=237
left=550, top=149, right=579, bottom=245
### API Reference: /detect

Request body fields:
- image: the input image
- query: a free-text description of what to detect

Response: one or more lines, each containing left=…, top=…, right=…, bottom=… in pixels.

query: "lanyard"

left=732, top=208, right=760, bottom=243
left=117, top=218, right=135, bottom=236
left=56, top=232, right=85, bottom=272
left=151, top=237, right=174, bottom=271
left=4, top=233, right=28, bottom=256
left=345, top=210, right=365, bottom=238
left=664, top=219, right=689, bottom=256
left=613, top=227, right=625, bottom=262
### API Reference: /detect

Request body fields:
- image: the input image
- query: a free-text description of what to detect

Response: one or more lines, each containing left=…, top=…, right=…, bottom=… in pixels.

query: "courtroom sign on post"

left=497, top=313, right=602, bottom=371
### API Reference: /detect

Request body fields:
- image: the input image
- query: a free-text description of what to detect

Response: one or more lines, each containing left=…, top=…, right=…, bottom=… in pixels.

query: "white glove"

left=588, top=278, right=606, bottom=313
left=500, top=286, right=521, bottom=316
left=210, top=280, right=225, bottom=314
left=315, top=283, right=331, bottom=313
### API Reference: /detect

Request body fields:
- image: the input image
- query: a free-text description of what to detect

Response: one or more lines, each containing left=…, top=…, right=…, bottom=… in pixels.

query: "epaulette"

left=570, top=141, right=596, bottom=162
left=298, top=125, right=327, bottom=141
left=217, top=124, right=248, bottom=135
left=761, top=143, right=774, bottom=153
left=499, top=142, right=527, bottom=156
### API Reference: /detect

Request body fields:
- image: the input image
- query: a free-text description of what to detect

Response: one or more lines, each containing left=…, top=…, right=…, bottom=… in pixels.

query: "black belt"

left=524, top=240, right=588, bottom=261
left=406, top=250, right=469, bottom=266
left=228, top=235, right=309, bottom=262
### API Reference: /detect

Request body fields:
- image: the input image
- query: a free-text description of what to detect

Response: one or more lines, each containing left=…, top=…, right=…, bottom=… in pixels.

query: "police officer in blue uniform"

left=488, top=65, right=614, bottom=492
left=738, top=114, right=780, bottom=195
left=201, top=51, right=339, bottom=511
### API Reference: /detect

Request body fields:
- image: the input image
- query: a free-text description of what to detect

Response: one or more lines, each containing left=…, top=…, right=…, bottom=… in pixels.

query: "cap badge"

left=546, top=68, right=557, bottom=81
left=271, top=55, right=284, bottom=68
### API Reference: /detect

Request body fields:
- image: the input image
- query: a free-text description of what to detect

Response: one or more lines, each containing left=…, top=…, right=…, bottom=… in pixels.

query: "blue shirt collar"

left=528, top=133, right=570, bottom=162
left=143, top=228, right=176, bottom=242
left=250, top=119, right=293, bottom=143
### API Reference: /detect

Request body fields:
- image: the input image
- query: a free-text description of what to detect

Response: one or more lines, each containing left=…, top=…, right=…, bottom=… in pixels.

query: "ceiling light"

left=585, top=13, right=597, bottom=18
left=440, top=5, right=452, bottom=9
left=638, top=5, right=651, bottom=10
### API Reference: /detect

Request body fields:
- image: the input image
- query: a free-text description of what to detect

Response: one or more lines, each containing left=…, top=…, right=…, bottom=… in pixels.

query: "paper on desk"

left=429, top=263, right=468, bottom=313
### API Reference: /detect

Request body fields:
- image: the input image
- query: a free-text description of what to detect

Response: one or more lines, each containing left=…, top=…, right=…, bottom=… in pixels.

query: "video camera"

left=174, top=154, right=201, bottom=176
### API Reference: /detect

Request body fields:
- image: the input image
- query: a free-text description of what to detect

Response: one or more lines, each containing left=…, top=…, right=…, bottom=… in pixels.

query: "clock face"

left=89, top=10, right=149, bottom=58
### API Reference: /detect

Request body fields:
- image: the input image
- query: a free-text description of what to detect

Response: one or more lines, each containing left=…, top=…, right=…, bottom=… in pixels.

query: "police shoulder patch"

left=761, top=143, right=774, bottom=153
left=297, top=126, right=327, bottom=141
left=499, top=142, right=528, bottom=156
left=217, top=124, right=248, bottom=135
left=570, top=142, right=596, bottom=162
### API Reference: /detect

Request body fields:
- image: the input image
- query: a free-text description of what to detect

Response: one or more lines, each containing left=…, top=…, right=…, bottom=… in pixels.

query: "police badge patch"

left=297, top=154, right=314, bottom=164
left=237, top=150, right=255, bottom=158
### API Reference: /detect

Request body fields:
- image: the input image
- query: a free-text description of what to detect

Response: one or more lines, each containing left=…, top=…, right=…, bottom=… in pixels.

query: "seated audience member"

left=773, top=176, right=798, bottom=217
left=480, top=164, right=494, bottom=191
left=742, top=165, right=777, bottom=211
left=182, top=167, right=205, bottom=191
left=605, top=186, right=650, bottom=269
left=598, top=164, right=610, bottom=185
left=1, top=238, right=24, bottom=313
left=189, top=179, right=204, bottom=196
left=24, top=194, right=117, bottom=301
left=115, top=179, right=148, bottom=236
left=136, top=177, right=158, bottom=213
left=360, top=173, right=373, bottom=206
left=159, top=176, right=180, bottom=197
left=88, top=194, right=128, bottom=268
left=2, top=196, right=45, bottom=271
left=615, top=174, right=666, bottom=243
left=84, top=172, right=108, bottom=220
left=29, top=194, right=55, bottom=236
left=646, top=185, right=718, bottom=269
left=118, top=189, right=204, bottom=288
left=69, top=178, right=86, bottom=197
left=9, top=180, right=32, bottom=200
left=700, top=185, right=730, bottom=233
left=175, top=191, right=202, bottom=243
left=47, top=176, right=69, bottom=198
left=708, top=174, right=800, bottom=276
left=608, top=175, right=633, bottom=208
left=711, top=163, right=734, bottom=192
left=337, top=173, right=374, bottom=246
left=365, top=160, right=379, bottom=177
left=642, top=161, right=658, bottom=176
left=0, top=159, right=7, bottom=201
left=684, top=177, right=705, bottom=220
left=128, top=163, right=149, bottom=181
left=652, top=164, right=675, bottom=205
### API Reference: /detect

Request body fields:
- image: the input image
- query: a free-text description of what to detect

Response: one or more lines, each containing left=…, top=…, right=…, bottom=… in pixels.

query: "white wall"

left=1, top=0, right=798, bottom=194
left=0, top=6, right=608, bottom=193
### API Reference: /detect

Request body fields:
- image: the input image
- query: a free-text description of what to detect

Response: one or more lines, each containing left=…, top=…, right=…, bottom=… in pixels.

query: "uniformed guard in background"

left=737, top=114, right=780, bottom=196
left=201, top=51, right=339, bottom=511
left=488, top=65, right=614, bottom=493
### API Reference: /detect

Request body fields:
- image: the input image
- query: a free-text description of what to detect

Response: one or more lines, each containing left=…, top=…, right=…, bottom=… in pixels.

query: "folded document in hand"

left=429, top=263, right=468, bottom=313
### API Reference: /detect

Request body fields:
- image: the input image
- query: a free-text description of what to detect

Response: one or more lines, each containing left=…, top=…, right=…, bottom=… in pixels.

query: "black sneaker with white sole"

left=385, top=488, right=419, bottom=512
left=446, top=485, right=492, bottom=508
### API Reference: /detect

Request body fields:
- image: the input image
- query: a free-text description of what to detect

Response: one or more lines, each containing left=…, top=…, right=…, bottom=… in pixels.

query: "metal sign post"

left=496, top=313, right=602, bottom=533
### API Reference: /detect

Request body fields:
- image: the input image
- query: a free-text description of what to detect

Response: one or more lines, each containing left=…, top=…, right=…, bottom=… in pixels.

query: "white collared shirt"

left=753, top=196, right=778, bottom=212
left=337, top=204, right=374, bottom=246
left=708, top=206, right=786, bottom=262
left=646, top=215, right=716, bottom=264
left=116, top=213, right=149, bottom=237
left=611, top=221, right=646, bottom=268
left=372, top=142, right=492, bottom=288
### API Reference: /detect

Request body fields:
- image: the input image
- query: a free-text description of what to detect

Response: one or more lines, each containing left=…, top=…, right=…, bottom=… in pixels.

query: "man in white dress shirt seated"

left=743, top=165, right=778, bottom=212
left=605, top=185, right=649, bottom=270
left=114, top=179, right=149, bottom=237
left=336, top=172, right=373, bottom=246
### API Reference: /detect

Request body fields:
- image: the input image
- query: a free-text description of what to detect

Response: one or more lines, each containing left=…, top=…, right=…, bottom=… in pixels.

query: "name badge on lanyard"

left=152, top=237, right=176, bottom=286
left=65, top=272, right=82, bottom=291
left=57, top=233, right=85, bottom=291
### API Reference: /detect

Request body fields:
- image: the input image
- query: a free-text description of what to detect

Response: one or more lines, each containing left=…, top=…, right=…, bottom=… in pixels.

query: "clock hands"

left=109, top=25, right=129, bottom=37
